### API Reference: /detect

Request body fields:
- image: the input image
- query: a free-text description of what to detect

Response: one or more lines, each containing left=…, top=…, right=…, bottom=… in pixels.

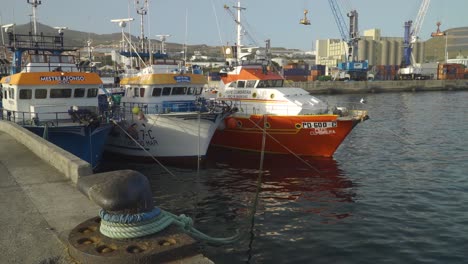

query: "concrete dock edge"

left=0, top=121, right=93, bottom=183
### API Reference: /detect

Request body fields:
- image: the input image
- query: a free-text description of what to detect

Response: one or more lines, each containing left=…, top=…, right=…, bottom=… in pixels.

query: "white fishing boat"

left=206, top=1, right=369, bottom=157
left=104, top=3, right=233, bottom=165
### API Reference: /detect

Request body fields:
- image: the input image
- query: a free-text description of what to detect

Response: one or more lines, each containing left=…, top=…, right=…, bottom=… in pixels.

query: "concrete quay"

left=295, top=79, right=468, bottom=94
left=0, top=121, right=213, bottom=264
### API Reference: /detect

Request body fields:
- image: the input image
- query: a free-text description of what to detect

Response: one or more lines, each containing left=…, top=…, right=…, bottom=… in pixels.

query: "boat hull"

left=26, top=124, right=113, bottom=168
left=105, top=112, right=226, bottom=161
left=211, top=114, right=363, bottom=157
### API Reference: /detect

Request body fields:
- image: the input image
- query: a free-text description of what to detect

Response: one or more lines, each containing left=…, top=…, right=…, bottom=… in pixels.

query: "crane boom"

left=328, top=0, right=349, bottom=42
left=411, top=0, right=430, bottom=41
left=327, top=0, right=359, bottom=63
left=402, top=0, right=430, bottom=67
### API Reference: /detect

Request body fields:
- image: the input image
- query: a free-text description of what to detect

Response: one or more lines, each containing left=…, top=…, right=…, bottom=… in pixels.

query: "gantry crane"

left=398, top=0, right=431, bottom=79
left=327, top=0, right=370, bottom=81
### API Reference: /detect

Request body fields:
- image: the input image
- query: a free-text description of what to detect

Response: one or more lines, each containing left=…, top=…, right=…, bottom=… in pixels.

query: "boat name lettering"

left=226, top=90, right=251, bottom=95
left=40, top=76, right=86, bottom=83
left=310, top=128, right=336, bottom=136
left=174, top=76, right=191, bottom=83
left=223, top=89, right=251, bottom=98
left=302, top=121, right=337, bottom=129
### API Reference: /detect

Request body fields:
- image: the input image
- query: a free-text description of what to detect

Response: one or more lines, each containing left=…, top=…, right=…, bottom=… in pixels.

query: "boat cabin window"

left=246, top=80, right=256, bottom=88
left=187, top=87, right=195, bottom=95
left=49, top=55, right=60, bottom=63
left=162, top=87, right=171, bottom=96
left=139, top=88, right=146, bottom=97
left=87, top=88, right=98, bottom=98
left=237, top=81, right=245, bottom=88
left=8, top=88, right=14, bottom=100
left=172, top=87, right=187, bottom=95
left=257, top=79, right=284, bottom=88
left=30, top=55, right=45, bottom=63
left=74, top=88, right=85, bottom=98
left=62, top=55, right=74, bottom=64
left=19, top=89, right=32, bottom=99
left=196, top=87, right=203, bottom=95
left=228, top=82, right=236, bottom=88
left=35, top=89, right=47, bottom=99
left=50, top=88, right=72, bottom=98
left=152, top=88, right=162, bottom=97
left=132, top=87, right=139, bottom=97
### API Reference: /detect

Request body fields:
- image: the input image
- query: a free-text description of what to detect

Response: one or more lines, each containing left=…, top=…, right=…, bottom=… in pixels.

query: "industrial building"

left=316, top=26, right=468, bottom=75
left=316, top=28, right=424, bottom=71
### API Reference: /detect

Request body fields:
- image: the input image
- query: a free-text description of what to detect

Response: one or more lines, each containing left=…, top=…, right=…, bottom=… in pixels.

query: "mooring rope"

left=99, top=208, right=240, bottom=244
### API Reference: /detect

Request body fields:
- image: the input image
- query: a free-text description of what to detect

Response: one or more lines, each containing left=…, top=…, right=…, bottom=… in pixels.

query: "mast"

left=234, top=1, right=245, bottom=62
left=135, top=0, right=148, bottom=52
left=27, top=0, right=42, bottom=35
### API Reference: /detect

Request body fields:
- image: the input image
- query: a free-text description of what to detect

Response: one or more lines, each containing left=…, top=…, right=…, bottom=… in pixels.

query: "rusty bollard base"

left=68, top=217, right=198, bottom=264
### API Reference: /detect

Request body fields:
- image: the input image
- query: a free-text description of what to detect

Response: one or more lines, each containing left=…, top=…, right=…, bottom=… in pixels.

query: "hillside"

left=7, top=23, right=224, bottom=57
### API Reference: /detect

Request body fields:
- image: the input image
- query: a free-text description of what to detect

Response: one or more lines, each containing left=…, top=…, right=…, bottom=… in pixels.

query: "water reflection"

left=205, top=147, right=356, bottom=216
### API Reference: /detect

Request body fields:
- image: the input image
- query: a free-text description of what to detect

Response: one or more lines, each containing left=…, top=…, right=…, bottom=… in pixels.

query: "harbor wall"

left=293, top=79, right=468, bottom=94
left=0, top=121, right=93, bottom=183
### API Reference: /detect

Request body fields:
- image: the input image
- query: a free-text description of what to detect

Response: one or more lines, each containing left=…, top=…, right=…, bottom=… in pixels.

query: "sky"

left=0, top=0, right=466, bottom=51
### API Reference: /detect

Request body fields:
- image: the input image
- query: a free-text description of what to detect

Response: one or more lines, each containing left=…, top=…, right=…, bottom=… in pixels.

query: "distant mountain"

left=9, top=22, right=224, bottom=57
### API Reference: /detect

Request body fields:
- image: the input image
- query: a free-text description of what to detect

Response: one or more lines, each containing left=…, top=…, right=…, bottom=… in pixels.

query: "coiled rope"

left=99, top=207, right=240, bottom=244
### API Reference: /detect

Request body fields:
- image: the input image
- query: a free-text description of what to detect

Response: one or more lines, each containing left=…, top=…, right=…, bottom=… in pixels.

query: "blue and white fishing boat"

left=0, top=1, right=112, bottom=168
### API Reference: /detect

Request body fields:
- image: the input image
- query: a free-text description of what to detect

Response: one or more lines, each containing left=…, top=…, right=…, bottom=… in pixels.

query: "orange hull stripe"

left=120, top=74, right=207, bottom=85
left=1, top=72, right=103, bottom=85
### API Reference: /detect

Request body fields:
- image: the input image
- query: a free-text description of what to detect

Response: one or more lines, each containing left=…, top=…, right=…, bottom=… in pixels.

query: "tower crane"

left=398, top=0, right=431, bottom=79
left=327, top=0, right=370, bottom=81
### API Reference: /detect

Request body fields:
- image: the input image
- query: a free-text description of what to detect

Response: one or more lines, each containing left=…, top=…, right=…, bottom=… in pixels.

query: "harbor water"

left=98, top=91, right=468, bottom=264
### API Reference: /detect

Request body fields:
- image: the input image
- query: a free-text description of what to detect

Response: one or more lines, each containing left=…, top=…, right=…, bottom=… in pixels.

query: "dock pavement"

left=0, top=122, right=213, bottom=264
left=0, top=130, right=100, bottom=263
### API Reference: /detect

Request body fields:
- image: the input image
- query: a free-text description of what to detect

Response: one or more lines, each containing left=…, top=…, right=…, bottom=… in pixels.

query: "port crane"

left=327, top=0, right=371, bottom=81
left=398, top=0, right=431, bottom=79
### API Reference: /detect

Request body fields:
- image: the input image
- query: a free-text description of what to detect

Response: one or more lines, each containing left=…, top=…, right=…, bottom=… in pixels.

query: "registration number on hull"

left=302, top=121, right=337, bottom=129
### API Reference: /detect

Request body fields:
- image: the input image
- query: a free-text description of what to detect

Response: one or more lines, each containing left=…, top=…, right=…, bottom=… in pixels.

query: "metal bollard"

left=68, top=170, right=200, bottom=264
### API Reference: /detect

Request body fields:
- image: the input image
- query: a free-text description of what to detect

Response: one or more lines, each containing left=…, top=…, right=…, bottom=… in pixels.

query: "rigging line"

left=110, top=119, right=177, bottom=178
left=371, top=121, right=418, bottom=147
left=197, top=111, right=201, bottom=176
left=122, top=33, right=148, bottom=69
left=246, top=117, right=322, bottom=175
left=211, top=0, right=224, bottom=45
left=247, top=114, right=268, bottom=263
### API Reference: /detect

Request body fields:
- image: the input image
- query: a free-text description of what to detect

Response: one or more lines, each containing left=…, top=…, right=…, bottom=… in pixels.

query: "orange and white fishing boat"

left=207, top=1, right=368, bottom=157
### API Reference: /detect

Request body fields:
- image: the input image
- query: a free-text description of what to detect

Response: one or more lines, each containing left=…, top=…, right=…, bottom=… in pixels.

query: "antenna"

left=155, top=34, right=171, bottom=54
left=111, top=18, right=134, bottom=52
left=53, top=26, right=68, bottom=34
left=27, top=0, right=42, bottom=35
